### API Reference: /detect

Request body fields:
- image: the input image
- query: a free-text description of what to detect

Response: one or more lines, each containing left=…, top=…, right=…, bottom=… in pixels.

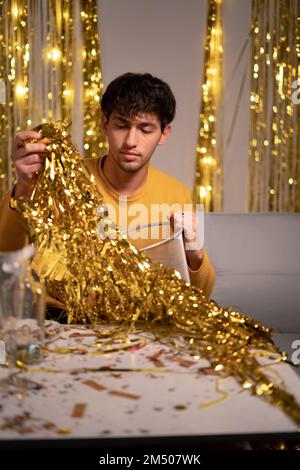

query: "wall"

left=99, top=0, right=251, bottom=212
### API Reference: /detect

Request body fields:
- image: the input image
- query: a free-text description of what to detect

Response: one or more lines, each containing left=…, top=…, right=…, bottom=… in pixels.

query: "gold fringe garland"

left=12, top=120, right=300, bottom=428
left=0, top=0, right=28, bottom=198
left=0, top=0, right=106, bottom=200
left=193, top=0, right=223, bottom=212
left=80, top=0, right=107, bottom=159
left=249, top=0, right=300, bottom=212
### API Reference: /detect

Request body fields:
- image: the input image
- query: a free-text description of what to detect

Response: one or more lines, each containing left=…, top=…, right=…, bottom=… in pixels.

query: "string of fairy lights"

left=0, top=0, right=107, bottom=200
left=193, top=0, right=223, bottom=212
left=249, top=0, right=300, bottom=212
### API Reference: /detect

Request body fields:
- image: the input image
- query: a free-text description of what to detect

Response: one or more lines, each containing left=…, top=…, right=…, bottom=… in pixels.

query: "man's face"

left=102, top=112, right=171, bottom=173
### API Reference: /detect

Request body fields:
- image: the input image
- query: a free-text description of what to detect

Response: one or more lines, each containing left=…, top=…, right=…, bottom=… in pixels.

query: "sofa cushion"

left=212, top=272, right=300, bottom=332
left=203, top=213, right=300, bottom=333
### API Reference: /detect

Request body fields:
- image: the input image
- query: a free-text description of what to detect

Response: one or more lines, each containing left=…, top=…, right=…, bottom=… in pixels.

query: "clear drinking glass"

left=0, top=245, right=45, bottom=366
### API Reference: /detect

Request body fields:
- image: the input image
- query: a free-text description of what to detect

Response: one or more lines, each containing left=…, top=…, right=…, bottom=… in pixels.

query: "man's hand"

left=12, top=130, right=49, bottom=198
left=168, top=212, right=204, bottom=271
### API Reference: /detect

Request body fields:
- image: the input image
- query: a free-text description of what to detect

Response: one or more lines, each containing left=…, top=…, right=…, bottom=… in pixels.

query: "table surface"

left=0, top=323, right=300, bottom=443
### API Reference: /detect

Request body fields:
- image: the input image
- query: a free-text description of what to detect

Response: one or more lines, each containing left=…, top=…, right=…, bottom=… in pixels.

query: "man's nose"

left=123, top=128, right=138, bottom=147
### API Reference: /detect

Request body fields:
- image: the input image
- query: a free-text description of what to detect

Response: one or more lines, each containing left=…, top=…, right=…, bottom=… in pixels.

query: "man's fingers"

left=172, top=212, right=196, bottom=239
left=15, top=131, right=41, bottom=148
left=173, top=212, right=185, bottom=227
left=16, top=130, right=41, bottom=141
left=168, top=212, right=198, bottom=241
left=23, top=143, right=48, bottom=155
left=21, top=154, right=46, bottom=166
left=16, top=142, right=48, bottom=158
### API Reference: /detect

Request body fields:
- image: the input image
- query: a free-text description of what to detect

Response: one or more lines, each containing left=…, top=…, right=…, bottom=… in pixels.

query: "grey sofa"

left=204, top=213, right=300, bottom=334
left=203, top=213, right=300, bottom=372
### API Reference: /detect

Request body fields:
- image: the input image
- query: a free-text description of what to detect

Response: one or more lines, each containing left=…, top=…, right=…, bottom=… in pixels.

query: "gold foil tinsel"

left=0, top=0, right=29, bottom=199
left=249, top=0, right=300, bottom=212
left=80, top=0, right=107, bottom=159
left=60, top=0, right=74, bottom=121
left=193, top=0, right=223, bottom=212
left=13, top=120, right=300, bottom=428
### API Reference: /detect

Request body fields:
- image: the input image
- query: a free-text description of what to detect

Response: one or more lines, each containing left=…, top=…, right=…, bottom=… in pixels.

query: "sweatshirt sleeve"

left=0, top=189, right=29, bottom=251
left=188, top=250, right=216, bottom=299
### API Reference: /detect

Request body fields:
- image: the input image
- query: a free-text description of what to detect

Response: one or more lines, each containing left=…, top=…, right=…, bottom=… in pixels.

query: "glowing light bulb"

left=15, top=83, right=27, bottom=97
left=199, top=186, right=207, bottom=198
left=12, top=5, right=18, bottom=18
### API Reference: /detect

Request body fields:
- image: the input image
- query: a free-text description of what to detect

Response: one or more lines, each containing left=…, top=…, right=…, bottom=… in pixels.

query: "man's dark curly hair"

left=101, top=72, right=176, bottom=130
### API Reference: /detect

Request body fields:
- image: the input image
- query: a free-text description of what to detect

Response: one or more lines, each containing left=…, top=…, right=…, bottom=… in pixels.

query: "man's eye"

left=141, top=128, right=152, bottom=134
left=115, top=123, right=127, bottom=129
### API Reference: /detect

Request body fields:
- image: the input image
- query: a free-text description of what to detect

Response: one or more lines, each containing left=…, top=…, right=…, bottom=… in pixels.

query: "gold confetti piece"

left=56, top=427, right=71, bottom=435
left=199, top=378, right=229, bottom=409
left=147, top=349, right=167, bottom=367
left=17, top=427, right=34, bottom=434
left=109, top=390, right=141, bottom=400
left=43, top=422, right=56, bottom=429
left=148, top=358, right=165, bottom=368
left=71, top=403, right=86, bottom=418
left=110, top=373, right=123, bottom=378
left=46, top=347, right=88, bottom=355
left=16, top=365, right=166, bottom=375
left=69, top=332, right=97, bottom=338
left=167, top=355, right=195, bottom=368
left=16, top=360, right=27, bottom=370
left=83, top=380, right=106, bottom=391
left=199, top=368, right=220, bottom=376
left=148, top=349, right=166, bottom=359
left=14, top=121, right=300, bottom=427
left=174, top=404, right=187, bottom=411
left=90, top=339, right=147, bottom=354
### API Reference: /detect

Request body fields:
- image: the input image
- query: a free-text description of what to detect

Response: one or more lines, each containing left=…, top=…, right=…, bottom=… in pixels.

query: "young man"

left=0, top=72, right=215, bottom=299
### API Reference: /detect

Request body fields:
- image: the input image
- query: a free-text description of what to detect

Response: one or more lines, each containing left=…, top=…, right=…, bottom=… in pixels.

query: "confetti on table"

left=69, top=332, right=97, bottom=338
left=148, top=349, right=166, bottom=368
left=18, top=427, right=34, bottom=434
left=71, top=403, right=86, bottom=418
left=109, top=390, right=141, bottom=400
left=174, top=404, right=187, bottom=410
left=56, top=427, right=71, bottom=434
left=167, top=355, right=195, bottom=368
left=42, top=422, right=56, bottom=429
left=83, top=379, right=106, bottom=391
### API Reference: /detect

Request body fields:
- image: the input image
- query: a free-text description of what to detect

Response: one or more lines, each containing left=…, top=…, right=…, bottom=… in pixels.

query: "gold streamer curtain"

left=0, top=0, right=106, bottom=200
left=193, top=0, right=223, bottom=212
left=249, top=0, right=300, bottom=212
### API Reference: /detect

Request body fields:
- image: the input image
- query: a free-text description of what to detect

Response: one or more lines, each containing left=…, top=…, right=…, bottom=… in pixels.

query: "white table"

left=0, top=324, right=300, bottom=449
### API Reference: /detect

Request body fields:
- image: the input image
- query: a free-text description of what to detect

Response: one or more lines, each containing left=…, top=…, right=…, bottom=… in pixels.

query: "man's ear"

left=159, top=125, right=171, bottom=145
left=101, top=114, right=108, bottom=133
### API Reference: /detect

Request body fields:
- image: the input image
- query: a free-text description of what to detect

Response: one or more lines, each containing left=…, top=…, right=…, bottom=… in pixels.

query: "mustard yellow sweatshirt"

left=0, top=157, right=215, bottom=299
